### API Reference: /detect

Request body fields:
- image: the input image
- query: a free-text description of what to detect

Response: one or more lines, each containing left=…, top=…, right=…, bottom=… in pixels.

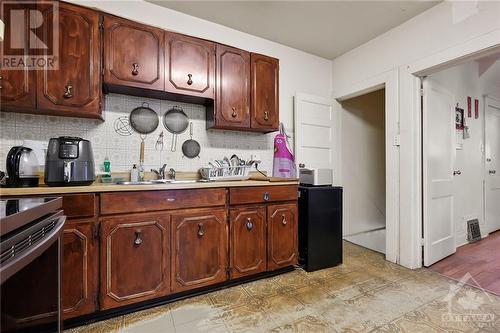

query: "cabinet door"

left=165, top=32, right=215, bottom=99
left=230, top=206, right=267, bottom=279
left=250, top=53, right=279, bottom=132
left=213, top=44, right=250, bottom=129
left=171, top=208, right=228, bottom=292
left=267, top=203, right=298, bottom=270
left=37, top=2, right=101, bottom=118
left=100, top=213, right=170, bottom=310
left=62, top=219, right=98, bottom=319
left=104, top=15, right=164, bottom=91
left=0, top=2, right=36, bottom=112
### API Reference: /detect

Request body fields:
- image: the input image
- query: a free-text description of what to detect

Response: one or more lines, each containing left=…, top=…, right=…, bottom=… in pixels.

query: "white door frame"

left=484, top=95, right=500, bottom=234
left=400, top=38, right=500, bottom=268
left=333, top=69, right=399, bottom=264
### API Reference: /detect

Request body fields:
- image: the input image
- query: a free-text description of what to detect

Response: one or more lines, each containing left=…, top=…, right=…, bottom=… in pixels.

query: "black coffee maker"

left=5, top=146, right=40, bottom=187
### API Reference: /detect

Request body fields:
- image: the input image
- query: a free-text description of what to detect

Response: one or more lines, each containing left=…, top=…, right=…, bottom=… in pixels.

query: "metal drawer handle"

left=166, top=198, right=175, bottom=202
left=246, top=218, right=253, bottom=231
left=187, top=73, right=193, bottom=85
left=134, top=230, right=142, bottom=246
left=490, top=170, right=497, bottom=175
left=231, top=107, right=237, bottom=118
left=197, top=223, right=205, bottom=237
left=132, top=63, right=139, bottom=76
left=453, top=170, right=462, bottom=176
left=263, top=192, right=270, bottom=202
left=63, top=85, right=73, bottom=99
left=281, top=214, right=287, bottom=226
left=264, top=111, right=269, bottom=121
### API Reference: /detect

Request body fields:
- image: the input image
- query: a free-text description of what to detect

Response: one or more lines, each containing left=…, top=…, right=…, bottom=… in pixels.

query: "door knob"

left=453, top=170, right=462, bottom=176
left=489, top=170, right=497, bottom=175
left=299, top=163, right=305, bottom=168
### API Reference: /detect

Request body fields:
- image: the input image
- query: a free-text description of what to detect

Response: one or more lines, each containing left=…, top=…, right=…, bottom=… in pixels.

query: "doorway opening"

left=421, top=51, right=500, bottom=295
left=340, top=88, right=386, bottom=254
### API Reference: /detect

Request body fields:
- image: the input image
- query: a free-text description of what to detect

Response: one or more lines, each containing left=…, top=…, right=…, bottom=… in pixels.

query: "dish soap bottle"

left=130, top=164, right=139, bottom=183
left=138, top=162, right=145, bottom=181
left=103, top=156, right=111, bottom=180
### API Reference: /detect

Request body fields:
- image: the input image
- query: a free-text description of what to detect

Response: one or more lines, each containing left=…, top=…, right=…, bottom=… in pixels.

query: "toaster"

left=44, top=137, right=95, bottom=186
left=299, top=168, right=333, bottom=186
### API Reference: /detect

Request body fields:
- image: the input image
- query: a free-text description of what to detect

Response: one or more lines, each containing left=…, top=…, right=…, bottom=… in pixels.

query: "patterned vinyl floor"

left=66, top=242, right=500, bottom=333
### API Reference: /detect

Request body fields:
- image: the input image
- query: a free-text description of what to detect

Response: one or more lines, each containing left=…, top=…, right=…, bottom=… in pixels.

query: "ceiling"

left=147, top=0, right=440, bottom=59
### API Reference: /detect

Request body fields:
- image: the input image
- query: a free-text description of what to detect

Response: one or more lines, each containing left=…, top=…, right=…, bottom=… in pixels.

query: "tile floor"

left=66, top=242, right=500, bottom=333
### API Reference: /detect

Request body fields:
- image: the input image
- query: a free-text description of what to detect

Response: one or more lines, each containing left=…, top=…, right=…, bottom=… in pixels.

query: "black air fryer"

left=44, top=137, right=95, bottom=186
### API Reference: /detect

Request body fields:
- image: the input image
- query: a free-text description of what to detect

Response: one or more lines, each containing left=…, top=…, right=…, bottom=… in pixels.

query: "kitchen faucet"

left=151, top=164, right=167, bottom=179
left=169, top=168, right=176, bottom=180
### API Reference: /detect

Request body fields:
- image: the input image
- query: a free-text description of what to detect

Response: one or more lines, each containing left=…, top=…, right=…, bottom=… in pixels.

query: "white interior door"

left=423, top=79, right=456, bottom=266
left=294, top=93, right=334, bottom=169
left=485, top=96, right=500, bottom=234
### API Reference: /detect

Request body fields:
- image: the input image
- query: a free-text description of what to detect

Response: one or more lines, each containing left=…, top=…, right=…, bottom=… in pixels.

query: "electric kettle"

left=5, top=146, right=40, bottom=187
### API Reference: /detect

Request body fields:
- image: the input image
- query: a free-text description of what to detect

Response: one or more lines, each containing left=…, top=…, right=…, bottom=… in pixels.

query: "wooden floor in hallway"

left=430, top=230, right=500, bottom=296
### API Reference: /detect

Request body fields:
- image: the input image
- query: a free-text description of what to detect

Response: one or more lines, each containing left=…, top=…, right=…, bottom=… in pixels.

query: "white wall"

left=340, top=89, right=386, bottom=236
left=70, top=0, right=333, bottom=134
left=332, top=1, right=500, bottom=95
left=331, top=0, right=500, bottom=268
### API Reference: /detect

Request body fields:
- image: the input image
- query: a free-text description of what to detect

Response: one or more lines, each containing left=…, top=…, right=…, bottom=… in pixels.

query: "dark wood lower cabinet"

left=99, top=212, right=170, bottom=310
left=62, top=219, right=98, bottom=319
left=171, top=208, right=228, bottom=292
left=230, top=206, right=267, bottom=279
left=267, top=203, right=298, bottom=270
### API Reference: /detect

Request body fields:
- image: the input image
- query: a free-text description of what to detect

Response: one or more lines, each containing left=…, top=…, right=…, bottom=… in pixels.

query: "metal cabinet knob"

left=187, top=73, right=193, bottom=85
left=132, top=63, right=139, bottom=76
left=299, top=163, right=305, bottom=168
left=197, top=223, right=205, bottom=237
left=281, top=214, right=287, bottom=226
left=264, top=111, right=269, bottom=121
left=134, top=230, right=142, bottom=246
left=231, top=107, right=237, bottom=118
left=490, top=170, right=497, bottom=175
left=63, top=85, right=73, bottom=99
left=453, top=170, right=462, bottom=176
left=246, top=218, right=253, bottom=231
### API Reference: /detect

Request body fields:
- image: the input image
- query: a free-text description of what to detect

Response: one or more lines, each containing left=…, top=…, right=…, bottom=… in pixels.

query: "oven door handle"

left=1, top=215, right=66, bottom=285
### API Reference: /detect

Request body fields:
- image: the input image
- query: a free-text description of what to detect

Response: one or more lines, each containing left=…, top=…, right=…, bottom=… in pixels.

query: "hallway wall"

left=340, top=89, right=386, bottom=237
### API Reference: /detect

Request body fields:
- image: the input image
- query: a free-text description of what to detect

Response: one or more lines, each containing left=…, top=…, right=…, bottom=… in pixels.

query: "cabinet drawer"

left=62, top=194, right=97, bottom=218
left=101, top=189, right=227, bottom=214
left=229, top=185, right=297, bottom=205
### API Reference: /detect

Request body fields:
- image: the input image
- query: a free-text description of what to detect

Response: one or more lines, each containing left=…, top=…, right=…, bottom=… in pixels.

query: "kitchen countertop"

left=0, top=180, right=299, bottom=197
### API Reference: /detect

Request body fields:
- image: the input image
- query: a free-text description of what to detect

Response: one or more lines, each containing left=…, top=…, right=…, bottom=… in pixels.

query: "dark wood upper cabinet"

left=36, top=2, right=101, bottom=119
left=165, top=32, right=215, bottom=99
left=62, top=219, right=98, bottom=319
left=230, top=206, right=267, bottom=279
left=267, top=203, right=298, bottom=270
left=0, top=2, right=36, bottom=112
left=171, top=208, right=228, bottom=292
left=104, top=15, right=165, bottom=91
left=250, top=53, right=279, bottom=132
left=210, top=44, right=250, bottom=129
left=100, top=212, right=170, bottom=310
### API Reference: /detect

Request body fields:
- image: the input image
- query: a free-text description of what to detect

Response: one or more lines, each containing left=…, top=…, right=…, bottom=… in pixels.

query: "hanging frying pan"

left=163, top=106, right=189, bottom=152
left=182, top=122, right=201, bottom=159
left=129, top=102, right=159, bottom=164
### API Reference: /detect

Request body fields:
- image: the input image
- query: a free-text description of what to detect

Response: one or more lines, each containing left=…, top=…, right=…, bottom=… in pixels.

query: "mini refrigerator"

left=298, top=185, right=343, bottom=272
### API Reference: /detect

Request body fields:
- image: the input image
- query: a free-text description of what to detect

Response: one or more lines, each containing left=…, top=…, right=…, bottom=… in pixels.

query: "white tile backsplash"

left=0, top=94, right=276, bottom=174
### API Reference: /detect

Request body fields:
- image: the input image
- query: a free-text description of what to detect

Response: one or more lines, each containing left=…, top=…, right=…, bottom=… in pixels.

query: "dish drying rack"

left=200, top=166, right=252, bottom=181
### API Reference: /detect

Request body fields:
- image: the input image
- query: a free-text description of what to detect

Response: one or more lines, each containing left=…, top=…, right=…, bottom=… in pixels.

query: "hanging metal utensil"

left=182, top=122, right=201, bottom=159
left=163, top=106, right=189, bottom=152
left=155, top=131, right=164, bottom=151
left=129, top=102, right=159, bottom=164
